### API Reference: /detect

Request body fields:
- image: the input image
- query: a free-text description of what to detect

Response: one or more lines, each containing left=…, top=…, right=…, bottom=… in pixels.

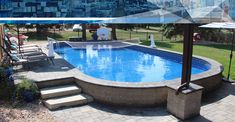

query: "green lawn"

left=23, top=31, right=92, bottom=41
left=24, top=29, right=183, bottom=42
left=141, top=41, right=235, bottom=80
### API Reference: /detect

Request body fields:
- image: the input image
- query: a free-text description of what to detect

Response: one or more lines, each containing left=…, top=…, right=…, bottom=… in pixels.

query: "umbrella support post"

left=223, top=31, right=234, bottom=83
left=16, top=24, right=21, bottom=53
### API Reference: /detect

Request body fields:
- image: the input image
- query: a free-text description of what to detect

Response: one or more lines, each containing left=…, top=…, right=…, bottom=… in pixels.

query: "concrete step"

left=40, top=85, right=81, bottom=99
left=36, top=77, right=75, bottom=88
left=43, top=94, right=93, bottom=110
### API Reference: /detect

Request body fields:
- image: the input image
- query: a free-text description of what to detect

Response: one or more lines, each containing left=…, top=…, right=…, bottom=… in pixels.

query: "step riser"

left=38, top=78, right=94, bottom=110
left=41, top=89, right=82, bottom=99
left=44, top=99, right=89, bottom=110
left=43, top=94, right=93, bottom=110
left=36, top=77, right=75, bottom=88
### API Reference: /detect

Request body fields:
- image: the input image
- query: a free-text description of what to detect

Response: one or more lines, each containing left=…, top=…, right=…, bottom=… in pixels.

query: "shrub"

left=0, top=65, right=15, bottom=100
left=16, top=79, right=39, bottom=102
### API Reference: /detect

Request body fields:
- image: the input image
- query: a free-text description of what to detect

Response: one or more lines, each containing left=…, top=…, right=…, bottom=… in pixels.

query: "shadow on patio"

left=17, top=58, right=75, bottom=73
left=202, top=82, right=235, bottom=106
left=13, top=58, right=77, bottom=83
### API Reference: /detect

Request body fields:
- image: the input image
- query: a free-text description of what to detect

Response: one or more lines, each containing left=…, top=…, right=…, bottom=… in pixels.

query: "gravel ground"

left=0, top=100, right=57, bottom=122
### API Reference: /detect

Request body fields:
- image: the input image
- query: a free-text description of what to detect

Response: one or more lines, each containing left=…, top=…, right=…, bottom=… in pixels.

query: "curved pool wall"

left=55, top=42, right=223, bottom=107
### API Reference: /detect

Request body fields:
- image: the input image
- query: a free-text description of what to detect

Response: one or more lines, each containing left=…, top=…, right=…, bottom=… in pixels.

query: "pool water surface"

left=55, top=45, right=209, bottom=82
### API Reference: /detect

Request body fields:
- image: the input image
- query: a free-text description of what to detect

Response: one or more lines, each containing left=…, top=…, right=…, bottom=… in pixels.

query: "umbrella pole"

left=227, top=31, right=234, bottom=80
left=16, top=24, right=21, bottom=53
left=177, top=24, right=194, bottom=94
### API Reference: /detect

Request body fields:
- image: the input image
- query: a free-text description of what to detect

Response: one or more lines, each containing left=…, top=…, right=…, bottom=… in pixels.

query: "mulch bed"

left=0, top=100, right=57, bottom=122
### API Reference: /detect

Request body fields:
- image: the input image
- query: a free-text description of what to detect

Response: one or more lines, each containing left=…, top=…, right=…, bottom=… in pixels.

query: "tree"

left=161, top=24, right=184, bottom=40
left=35, top=24, right=48, bottom=34
left=195, top=26, right=222, bottom=42
left=82, top=24, right=87, bottom=41
left=110, top=25, right=117, bottom=40
left=25, top=24, right=34, bottom=33
left=116, top=24, right=135, bottom=30
left=161, top=24, right=225, bottom=42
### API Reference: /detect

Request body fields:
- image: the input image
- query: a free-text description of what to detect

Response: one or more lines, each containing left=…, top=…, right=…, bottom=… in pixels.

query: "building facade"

left=11, top=0, right=68, bottom=17
left=0, top=0, right=12, bottom=17
left=0, top=0, right=234, bottom=20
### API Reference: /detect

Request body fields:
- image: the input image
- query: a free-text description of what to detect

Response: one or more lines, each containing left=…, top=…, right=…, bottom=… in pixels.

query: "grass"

left=23, top=29, right=183, bottom=42
left=141, top=41, right=235, bottom=80
left=23, top=31, right=88, bottom=41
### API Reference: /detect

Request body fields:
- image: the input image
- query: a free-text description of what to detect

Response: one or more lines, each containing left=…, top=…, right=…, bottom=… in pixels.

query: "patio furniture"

left=3, top=36, right=42, bottom=53
left=1, top=45, right=49, bottom=68
left=4, top=40, right=44, bottom=57
left=5, top=34, right=38, bottom=48
left=5, top=35, right=39, bottom=48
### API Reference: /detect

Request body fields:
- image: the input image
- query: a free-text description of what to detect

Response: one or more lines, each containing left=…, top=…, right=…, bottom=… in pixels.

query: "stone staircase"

left=36, top=78, right=93, bottom=110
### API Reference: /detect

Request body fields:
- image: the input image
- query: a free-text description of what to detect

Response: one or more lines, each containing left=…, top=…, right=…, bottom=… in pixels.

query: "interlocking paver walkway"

left=50, top=82, right=235, bottom=122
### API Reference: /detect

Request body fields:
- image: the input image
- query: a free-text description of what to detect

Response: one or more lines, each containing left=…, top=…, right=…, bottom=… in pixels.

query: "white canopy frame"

left=200, top=23, right=235, bottom=82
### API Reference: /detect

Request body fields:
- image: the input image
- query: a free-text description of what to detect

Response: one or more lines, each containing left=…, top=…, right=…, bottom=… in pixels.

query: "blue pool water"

left=55, top=45, right=210, bottom=83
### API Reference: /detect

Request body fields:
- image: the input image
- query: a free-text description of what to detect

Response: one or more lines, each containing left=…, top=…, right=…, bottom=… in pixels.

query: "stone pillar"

left=167, top=83, right=203, bottom=120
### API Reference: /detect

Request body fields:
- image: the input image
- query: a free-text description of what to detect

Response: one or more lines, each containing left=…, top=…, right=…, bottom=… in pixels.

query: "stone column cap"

left=168, top=83, right=204, bottom=94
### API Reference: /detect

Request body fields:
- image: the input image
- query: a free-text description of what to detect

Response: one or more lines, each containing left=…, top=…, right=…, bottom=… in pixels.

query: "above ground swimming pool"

left=54, top=41, right=222, bottom=106
left=55, top=42, right=210, bottom=83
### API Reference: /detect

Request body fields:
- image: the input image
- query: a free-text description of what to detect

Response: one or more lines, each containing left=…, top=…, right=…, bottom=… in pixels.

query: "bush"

left=0, top=66, right=15, bottom=100
left=16, top=79, right=39, bottom=102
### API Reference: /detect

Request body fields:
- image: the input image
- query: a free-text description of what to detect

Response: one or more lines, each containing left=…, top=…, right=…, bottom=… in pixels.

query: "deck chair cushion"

left=10, top=45, right=17, bottom=50
left=19, top=59, right=27, bottom=63
left=12, top=42, right=18, bottom=47
left=10, top=54, right=20, bottom=61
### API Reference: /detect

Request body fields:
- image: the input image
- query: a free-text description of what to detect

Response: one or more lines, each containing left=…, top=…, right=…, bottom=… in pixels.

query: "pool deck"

left=50, top=82, right=235, bottom=122
left=13, top=41, right=235, bottom=122
left=14, top=42, right=79, bottom=84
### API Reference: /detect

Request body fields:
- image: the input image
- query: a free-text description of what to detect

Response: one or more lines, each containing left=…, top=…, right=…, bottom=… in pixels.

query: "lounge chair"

left=1, top=45, right=49, bottom=68
left=1, top=45, right=28, bottom=66
left=3, top=37, right=50, bottom=63
left=3, top=36, right=42, bottom=53
left=5, top=35, right=38, bottom=48
left=4, top=36, right=39, bottom=49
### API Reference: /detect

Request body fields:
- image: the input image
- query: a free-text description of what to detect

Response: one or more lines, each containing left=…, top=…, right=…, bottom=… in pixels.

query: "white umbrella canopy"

left=199, top=23, right=235, bottom=29
left=200, top=22, right=235, bottom=81
left=73, top=24, right=82, bottom=37
left=72, top=24, right=82, bottom=31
